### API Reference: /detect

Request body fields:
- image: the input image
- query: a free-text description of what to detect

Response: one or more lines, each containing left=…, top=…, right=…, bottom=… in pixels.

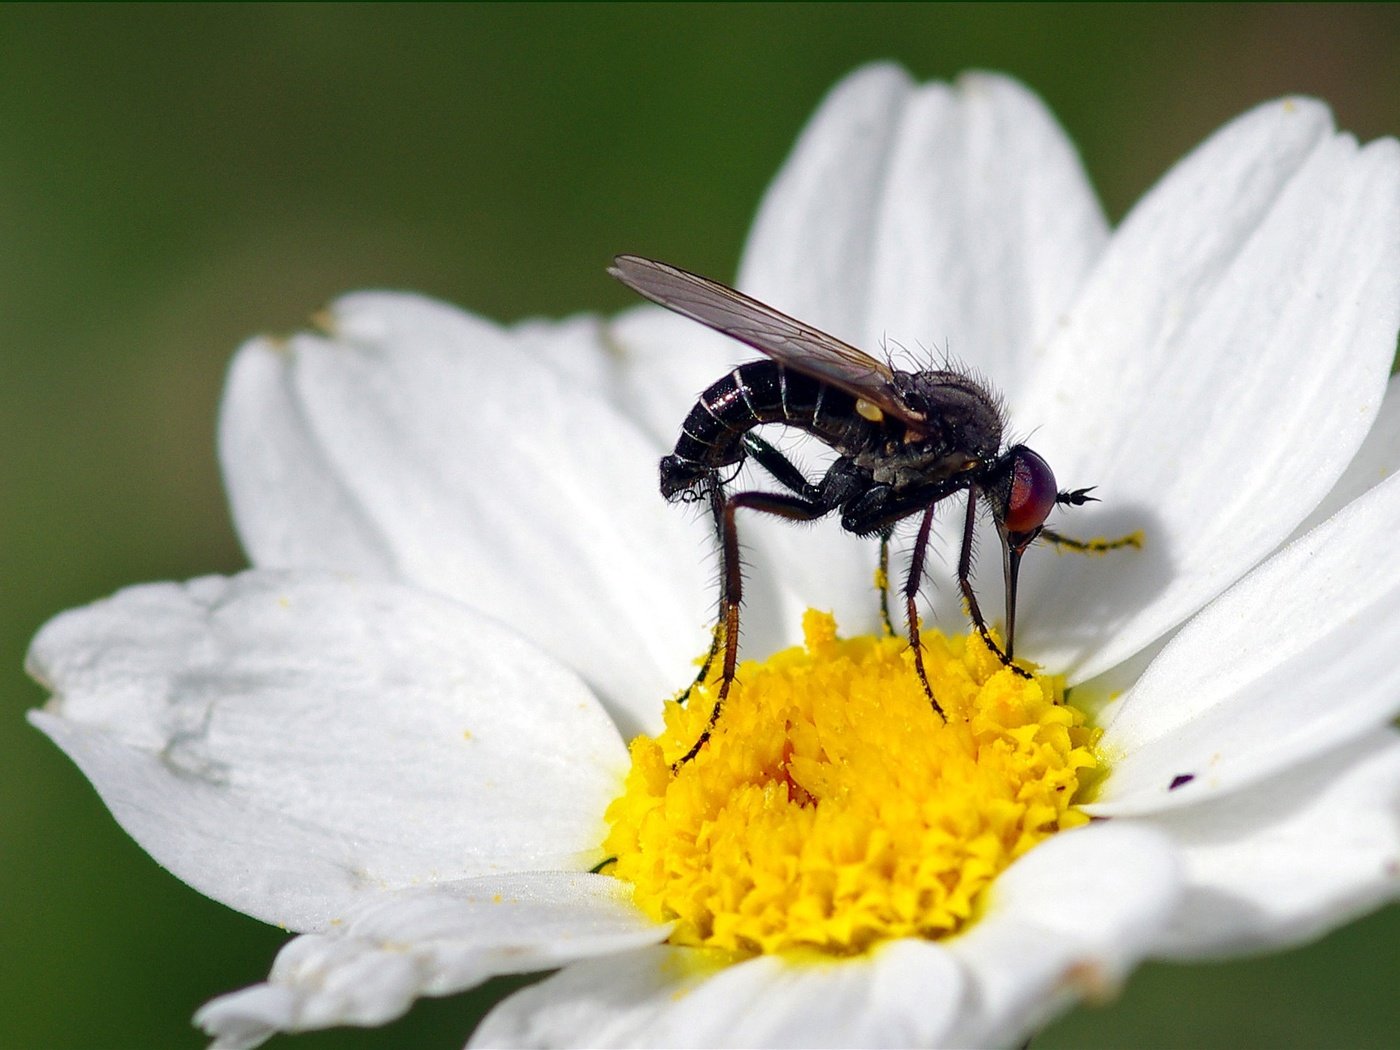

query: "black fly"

left=610, top=255, right=1134, bottom=767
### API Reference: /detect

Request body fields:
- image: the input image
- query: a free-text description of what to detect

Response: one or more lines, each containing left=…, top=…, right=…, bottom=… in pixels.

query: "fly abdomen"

left=660, top=360, right=868, bottom=500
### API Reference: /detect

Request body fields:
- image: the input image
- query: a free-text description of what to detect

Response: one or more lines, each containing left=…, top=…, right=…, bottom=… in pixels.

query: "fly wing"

left=610, top=255, right=926, bottom=426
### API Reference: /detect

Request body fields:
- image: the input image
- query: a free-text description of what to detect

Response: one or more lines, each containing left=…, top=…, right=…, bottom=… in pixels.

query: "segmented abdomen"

left=660, top=361, right=872, bottom=499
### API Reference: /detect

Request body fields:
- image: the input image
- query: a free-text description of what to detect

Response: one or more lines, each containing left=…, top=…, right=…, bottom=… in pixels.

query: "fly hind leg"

left=674, top=478, right=730, bottom=707
left=741, top=433, right=822, bottom=501
left=748, top=435, right=894, bottom=635
left=677, top=436, right=824, bottom=706
left=674, top=487, right=830, bottom=770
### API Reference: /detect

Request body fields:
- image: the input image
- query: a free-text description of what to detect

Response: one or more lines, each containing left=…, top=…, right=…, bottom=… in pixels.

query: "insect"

left=610, top=255, right=1135, bottom=767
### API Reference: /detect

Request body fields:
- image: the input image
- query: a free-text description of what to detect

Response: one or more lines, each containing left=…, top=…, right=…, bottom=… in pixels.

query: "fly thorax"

left=900, top=370, right=1005, bottom=462
left=859, top=438, right=970, bottom=489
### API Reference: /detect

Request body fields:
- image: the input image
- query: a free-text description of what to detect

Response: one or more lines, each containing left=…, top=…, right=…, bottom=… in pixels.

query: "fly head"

left=984, top=445, right=1059, bottom=661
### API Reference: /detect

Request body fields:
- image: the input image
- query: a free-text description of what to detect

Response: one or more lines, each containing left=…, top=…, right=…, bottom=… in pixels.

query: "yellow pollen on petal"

left=603, top=610, right=1100, bottom=957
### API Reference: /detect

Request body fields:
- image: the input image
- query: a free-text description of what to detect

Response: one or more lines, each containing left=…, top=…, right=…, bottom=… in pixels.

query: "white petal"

left=196, top=872, right=666, bottom=1050
left=942, top=822, right=1183, bottom=1047
left=472, top=940, right=963, bottom=1050
left=1140, top=731, right=1400, bottom=958
left=1091, top=470, right=1400, bottom=815
left=220, top=293, right=711, bottom=736
left=1293, top=371, right=1400, bottom=537
left=27, top=571, right=627, bottom=930
left=477, top=824, right=1181, bottom=1050
left=740, top=64, right=1108, bottom=402
left=1018, top=99, right=1400, bottom=680
left=732, top=65, right=1111, bottom=642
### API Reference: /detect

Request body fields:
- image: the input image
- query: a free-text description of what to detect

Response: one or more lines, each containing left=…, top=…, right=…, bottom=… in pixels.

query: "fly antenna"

left=1057, top=486, right=1098, bottom=506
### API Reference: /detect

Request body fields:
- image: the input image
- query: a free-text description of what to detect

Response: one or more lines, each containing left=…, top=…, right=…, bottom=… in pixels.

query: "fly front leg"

left=958, top=488, right=1032, bottom=679
left=674, top=488, right=831, bottom=770
left=1039, top=527, right=1143, bottom=554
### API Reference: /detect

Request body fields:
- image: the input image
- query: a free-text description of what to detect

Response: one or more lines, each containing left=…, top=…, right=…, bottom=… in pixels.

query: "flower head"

left=28, top=65, right=1400, bottom=1048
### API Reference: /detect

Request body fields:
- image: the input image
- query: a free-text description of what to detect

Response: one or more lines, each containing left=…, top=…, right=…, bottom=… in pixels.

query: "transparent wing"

left=610, top=255, right=926, bottom=425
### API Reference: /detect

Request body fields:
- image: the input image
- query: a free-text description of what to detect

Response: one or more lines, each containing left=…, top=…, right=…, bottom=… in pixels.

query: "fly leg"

left=675, top=478, right=730, bottom=707
left=674, top=488, right=830, bottom=770
left=679, top=438, right=821, bottom=708
left=747, top=435, right=896, bottom=637
left=743, top=435, right=894, bottom=632
left=1039, top=527, right=1143, bottom=554
left=958, top=488, right=1032, bottom=679
left=841, top=477, right=972, bottom=704
left=903, top=504, right=946, bottom=720
left=878, top=532, right=895, bottom=637
left=741, top=433, right=821, bottom=501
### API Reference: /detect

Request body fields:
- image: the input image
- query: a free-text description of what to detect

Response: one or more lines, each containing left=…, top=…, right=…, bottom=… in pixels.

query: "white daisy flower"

left=28, top=64, right=1400, bottom=1050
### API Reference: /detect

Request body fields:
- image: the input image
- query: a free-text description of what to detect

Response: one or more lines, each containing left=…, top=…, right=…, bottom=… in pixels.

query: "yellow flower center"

left=602, top=610, right=1100, bottom=956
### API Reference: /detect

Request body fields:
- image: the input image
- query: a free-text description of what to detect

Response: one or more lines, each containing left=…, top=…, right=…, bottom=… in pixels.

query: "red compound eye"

left=1004, top=448, right=1058, bottom=535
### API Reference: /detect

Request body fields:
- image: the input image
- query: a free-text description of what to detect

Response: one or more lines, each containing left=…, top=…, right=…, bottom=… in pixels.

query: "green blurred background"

left=4, top=5, right=1397, bottom=1048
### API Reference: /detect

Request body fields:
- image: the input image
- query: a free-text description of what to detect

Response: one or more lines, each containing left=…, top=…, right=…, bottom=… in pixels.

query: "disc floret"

left=604, top=611, right=1100, bottom=955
